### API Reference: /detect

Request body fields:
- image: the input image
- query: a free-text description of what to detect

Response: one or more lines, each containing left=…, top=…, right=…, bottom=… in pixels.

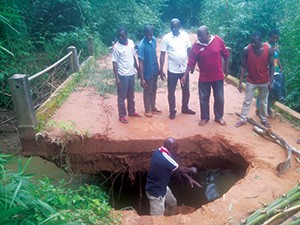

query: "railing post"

left=87, top=37, right=94, bottom=56
left=8, top=74, right=37, bottom=140
left=67, top=46, right=80, bottom=73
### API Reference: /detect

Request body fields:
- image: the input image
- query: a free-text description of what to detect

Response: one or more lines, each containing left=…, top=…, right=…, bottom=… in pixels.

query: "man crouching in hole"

left=145, top=137, right=201, bottom=216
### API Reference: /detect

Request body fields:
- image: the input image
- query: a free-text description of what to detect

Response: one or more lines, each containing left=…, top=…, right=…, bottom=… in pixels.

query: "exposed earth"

left=21, top=35, right=300, bottom=224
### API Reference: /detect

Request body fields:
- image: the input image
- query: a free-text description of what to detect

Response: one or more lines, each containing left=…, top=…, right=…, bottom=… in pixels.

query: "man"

left=160, top=18, right=195, bottom=120
left=256, top=29, right=284, bottom=116
left=235, top=31, right=274, bottom=128
left=112, top=26, right=141, bottom=124
left=181, top=26, right=230, bottom=126
left=145, top=137, right=201, bottom=216
left=138, top=25, right=162, bottom=118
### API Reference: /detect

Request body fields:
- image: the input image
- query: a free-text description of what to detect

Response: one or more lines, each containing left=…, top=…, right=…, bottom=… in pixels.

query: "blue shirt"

left=145, top=148, right=178, bottom=197
left=138, top=37, right=159, bottom=81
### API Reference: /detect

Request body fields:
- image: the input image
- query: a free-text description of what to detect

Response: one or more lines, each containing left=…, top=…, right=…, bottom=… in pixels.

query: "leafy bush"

left=0, top=154, right=118, bottom=224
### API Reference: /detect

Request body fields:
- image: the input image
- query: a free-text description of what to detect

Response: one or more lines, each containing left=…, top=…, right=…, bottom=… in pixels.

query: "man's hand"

left=116, top=77, right=121, bottom=88
left=268, top=81, right=273, bottom=91
left=189, top=167, right=197, bottom=174
left=180, top=76, right=186, bottom=87
left=237, top=83, right=243, bottom=93
left=160, top=70, right=166, bottom=81
left=141, top=79, right=147, bottom=88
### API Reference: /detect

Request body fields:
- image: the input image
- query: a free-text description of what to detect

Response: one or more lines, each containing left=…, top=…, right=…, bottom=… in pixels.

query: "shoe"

left=152, top=108, right=162, bottom=115
left=144, top=112, right=152, bottom=118
left=215, top=118, right=227, bottom=126
left=234, top=120, right=246, bottom=127
left=261, top=120, right=271, bottom=128
left=198, top=119, right=208, bottom=126
left=182, top=109, right=196, bottom=115
left=169, top=113, right=176, bottom=120
left=129, top=112, right=141, bottom=117
left=119, top=117, right=129, bottom=124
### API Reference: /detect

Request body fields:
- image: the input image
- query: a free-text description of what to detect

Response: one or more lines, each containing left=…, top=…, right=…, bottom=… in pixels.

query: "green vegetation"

left=0, top=154, right=118, bottom=224
left=1, top=0, right=299, bottom=112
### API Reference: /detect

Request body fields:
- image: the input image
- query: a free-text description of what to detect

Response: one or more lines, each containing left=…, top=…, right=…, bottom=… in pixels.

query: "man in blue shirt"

left=138, top=25, right=162, bottom=118
left=145, top=137, right=201, bottom=216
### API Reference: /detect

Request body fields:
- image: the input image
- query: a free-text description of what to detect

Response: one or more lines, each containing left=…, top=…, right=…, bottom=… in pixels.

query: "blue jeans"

left=198, top=80, right=224, bottom=121
left=241, top=82, right=269, bottom=122
left=167, top=71, right=190, bottom=114
left=117, top=75, right=136, bottom=118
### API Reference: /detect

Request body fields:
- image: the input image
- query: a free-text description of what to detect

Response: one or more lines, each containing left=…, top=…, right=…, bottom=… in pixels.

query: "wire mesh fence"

left=0, top=54, right=72, bottom=153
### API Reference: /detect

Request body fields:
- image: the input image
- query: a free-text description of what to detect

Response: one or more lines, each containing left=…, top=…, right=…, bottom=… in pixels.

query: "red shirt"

left=187, top=35, right=229, bottom=82
left=246, top=43, right=270, bottom=84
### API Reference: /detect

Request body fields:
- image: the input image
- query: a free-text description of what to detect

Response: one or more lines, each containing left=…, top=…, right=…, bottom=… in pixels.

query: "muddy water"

left=5, top=156, right=242, bottom=216
left=6, top=156, right=69, bottom=182
left=108, top=169, right=242, bottom=215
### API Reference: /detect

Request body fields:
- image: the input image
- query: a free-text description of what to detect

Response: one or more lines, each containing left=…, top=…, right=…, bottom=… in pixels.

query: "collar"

left=197, top=35, right=215, bottom=46
left=159, top=146, right=172, bottom=156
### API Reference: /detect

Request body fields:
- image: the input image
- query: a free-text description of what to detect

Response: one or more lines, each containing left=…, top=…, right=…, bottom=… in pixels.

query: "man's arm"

left=180, top=65, right=193, bottom=87
left=133, top=56, right=140, bottom=78
left=159, top=51, right=166, bottom=81
left=176, top=165, right=202, bottom=188
left=223, top=57, right=230, bottom=76
left=138, top=59, right=147, bottom=88
left=113, top=62, right=120, bottom=87
left=238, top=47, right=249, bottom=93
left=268, top=47, right=275, bottom=90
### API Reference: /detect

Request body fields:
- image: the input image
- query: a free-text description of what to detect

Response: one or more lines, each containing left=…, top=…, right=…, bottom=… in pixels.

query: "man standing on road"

left=145, top=137, right=201, bottom=216
left=112, top=26, right=141, bottom=124
left=235, top=31, right=274, bottom=128
left=159, top=18, right=195, bottom=120
left=138, top=24, right=162, bottom=118
left=181, top=25, right=230, bottom=127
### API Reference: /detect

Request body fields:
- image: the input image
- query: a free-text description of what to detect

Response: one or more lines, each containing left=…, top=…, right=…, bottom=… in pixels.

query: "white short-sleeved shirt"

left=112, top=39, right=136, bottom=76
left=160, top=30, right=191, bottom=73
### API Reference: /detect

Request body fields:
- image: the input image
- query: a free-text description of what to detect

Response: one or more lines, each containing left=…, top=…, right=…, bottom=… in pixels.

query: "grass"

left=0, top=154, right=119, bottom=225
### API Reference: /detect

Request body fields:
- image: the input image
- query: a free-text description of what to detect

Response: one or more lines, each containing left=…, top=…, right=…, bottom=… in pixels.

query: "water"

left=4, top=156, right=243, bottom=215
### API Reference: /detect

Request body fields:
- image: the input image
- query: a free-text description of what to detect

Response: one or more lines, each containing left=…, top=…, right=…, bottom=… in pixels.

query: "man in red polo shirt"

left=235, top=31, right=274, bottom=128
left=181, top=25, right=230, bottom=127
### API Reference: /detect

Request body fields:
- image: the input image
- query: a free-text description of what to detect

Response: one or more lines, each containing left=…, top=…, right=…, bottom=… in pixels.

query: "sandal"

left=261, top=120, right=271, bottom=128
left=198, top=120, right=208, bottom=126
left=234, top=120, right=246, bottom=127
left=129, top=112, right=142, bottom=117
left=152, top=108, right=162, bottom=115
left=119, top=117, right=129, bottom=124
left=144, top=112, right=152, bottom=118
left=215, top=118, right=227, bottom=126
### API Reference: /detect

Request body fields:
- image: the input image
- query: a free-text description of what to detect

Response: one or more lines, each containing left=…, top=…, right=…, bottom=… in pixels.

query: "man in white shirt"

left=160, top=18, right=196, bottom=120
left=112, top=27, right=141, bottom=124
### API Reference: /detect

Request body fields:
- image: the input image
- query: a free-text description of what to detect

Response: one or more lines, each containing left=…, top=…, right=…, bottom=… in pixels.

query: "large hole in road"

left=88, top=135, right=249, bottom=216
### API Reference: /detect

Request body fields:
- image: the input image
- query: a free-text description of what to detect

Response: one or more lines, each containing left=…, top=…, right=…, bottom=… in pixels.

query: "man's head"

left=163, top=137, right=179, bottom=155
left=268, top=29, right=280, bottom=45
left=250, top=31, right=263, bottom=50
left=117, top=26, right=128, bottom=45
left=144, top=24, right=154, bottom=42
left=170, top=18, right=181, bottom=36
left=197, top=25, right=209, bottom=44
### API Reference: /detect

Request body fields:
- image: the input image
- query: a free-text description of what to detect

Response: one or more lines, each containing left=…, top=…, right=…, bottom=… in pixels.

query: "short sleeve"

left=160, top=35, right=168, bottom=52
left=138, top=42, right=145, bottom=60
left=112, top=45, right=119, bottom=62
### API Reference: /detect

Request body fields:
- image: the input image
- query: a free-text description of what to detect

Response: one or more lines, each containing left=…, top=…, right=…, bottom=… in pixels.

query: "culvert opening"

left=102, top=166, right=245, bottom=215
left=99, top=152, right=248, bottom=216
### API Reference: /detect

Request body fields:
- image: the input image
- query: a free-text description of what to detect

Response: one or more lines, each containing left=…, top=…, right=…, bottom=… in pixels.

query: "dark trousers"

left=117, top=75, right=135, bottom=118
left=167, top=71, right=190, bottom=114
left=143, top=75, right=158, bottom=113
left=198, top=80, right=224, bottom=121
